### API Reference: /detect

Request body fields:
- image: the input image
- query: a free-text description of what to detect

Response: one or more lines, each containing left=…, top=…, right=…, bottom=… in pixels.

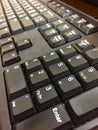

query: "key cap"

left=34, top=84, right=60, bottom=111
left=77, top=67, right=98, bottom=90
left=66, top=87, right=98, bottom=126
left=57, top=45, right=77, bottom=60
left=23, top=58, right=42, bottom=72
left=16, top=39, right=32, bottom=51
left=0, top=37, right=13, bottom=46
left=39, top=23, right=52, bottom=33
left=74, top=39, right=94, bottom=52
left=73, top=18, right=88, bottom=28
left=66, top=54, right=89, bottom=73
left=63, top=30, right=81, bottom=42
left=9, top=94, right=36, bottom=124
left=33, top=15, right=46, bottom=26
left=57, top=24, right=72, bottom=34
left=30, top=12, right=39, bottom=19
left=84, top=48, right=98, bottom=65
left=9, top=18, right=23, bottom=34
left=48, top=34, right=66, bottom=48
left=40, top=51, right=60, bottom=67
left=58, top=7, right=72, bottom=18
left=56, top=75, right=82, bottom=100
left=48, top=61, right=70, bottom=81
left=52, top=19, right=64, bottom=28
left=20, top=16, right=35, bottom=30
left=0, top=28, right=10, bottom=38
left=4, top=65, right=28, bottom=100
left=1, top=42, right=15, bottom=55
left=29, top=69, right=50, bottom=90
left=0, top=22, right=7, bottom=30
left=66, top=14, right=80, bottom=23
left=2, top=50, right=20, bottom=66
left=43, top=28, right=58, bottom=40
left=42, top=10, right=58, bottom=22
left=14, top=103, right=73, bottom=130
left=80, top=23, right=98, bottom=35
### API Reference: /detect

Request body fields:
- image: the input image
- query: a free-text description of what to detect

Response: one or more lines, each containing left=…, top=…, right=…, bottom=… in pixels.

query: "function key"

left=77, top=67, right=98, bottom=90
left=9, top=94, right=36, bottom=124
left=34, top=84, right=60, bottom=111
left=42, top=10, right=58, bottom=22
left=40, top=51, right=60, bottom=67
left=48, top=34, right=66, bottom=48
left=2, top=50, right=20, bottom=67
left=4, top=65, right=28, bottom=100
left=48, top=61, right=70, bottom=81
left=23, top=58, right=42, bottom=72
left=63, top=30, right=81, bottom=43
left=84, top=48, right=98, bottom=65
left=57, top=45, right=77, bottom=60
left=57, top=24, right=72, bottom=34
left=56, top=75, right=82, bottom=100
left=80, top=23, right=98, bottom=35
left=66, top=87, right=98, bottom=126
left=29, top=69, right=50, bottom=90
left=16, top=39, right=32, bottom=51
left=66, top=54, right=89, bottom=73
left=74, top=39, right=94, bottom=52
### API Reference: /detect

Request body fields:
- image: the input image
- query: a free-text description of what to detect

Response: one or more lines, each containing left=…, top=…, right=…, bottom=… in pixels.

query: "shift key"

left=4, top=65, right=29, bottom=100
left=9, top=18, right=23, bottom=34
left=13, top=104, right=73, bottom=130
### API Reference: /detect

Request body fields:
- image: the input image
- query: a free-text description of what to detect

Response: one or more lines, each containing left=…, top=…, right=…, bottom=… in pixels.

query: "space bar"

left=13, top=104, right=73, bottom=130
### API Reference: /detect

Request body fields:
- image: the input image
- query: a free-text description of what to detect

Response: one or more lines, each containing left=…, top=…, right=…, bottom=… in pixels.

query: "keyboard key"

left=2, top=50, right=20, bottom=66
left=73, top=18, right=88, bottom=28
left=23, top=58, right=42, bottom=72
left=34, top=84, right=60, bottom=111
left=9, top=94, right=35, bottom=124
left=39, top=23, right=52, bottom=33
left=13, top=104, right=73, bottom=130
left=43, top=28, right=58, bottom=40
left=58, top=8, right=72, bottom=18
left=56, top=75, right=82, bottom=100
left=52, top=19, right=64, bottom=28
left=16, top=39, right=32, bottom=51
left=20, top=16, right=35, bottom=30
left=4, top=65, right=28, bottom=100
left=66, top=14, right=80, bottom=23
left=48, top=34, right=66, bottom=48
left=66, top=87, right=98, bottom=126
left=84, top=48, right=98, bottom=65
left=57, top=24, right=72, bottom=34
left=0, top=22, right=7, bottom=30
left=77, top=67, right=98, bottom=90
left=48, top=61, right=70, bottom=81
left=9, top=18, right=23, bottom=34
left=0, top=28, right=10, bottom=38
left=1, top=42, right=15, bottom=55
left=66, top=54, right=89, bottom=73
left=29, top=69, right=50, bottom=90
left=63, top=30, right=81, bottom=42
left=40, top=51, right=60, bottom=67
left=0, top=37, right=13, bottom=46
left=80, top=23, right=98, bottom=35
left=74, top=39, right=94, bottom=52
left=33, top=15, right=46, bottom=26
left=42, top=10, right=58, bottom=22
left=58, top=45, right=76, bottom=60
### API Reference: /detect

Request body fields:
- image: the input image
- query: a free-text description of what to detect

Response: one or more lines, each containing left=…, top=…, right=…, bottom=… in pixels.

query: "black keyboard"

left=0, top=0, right=98, bottom=130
